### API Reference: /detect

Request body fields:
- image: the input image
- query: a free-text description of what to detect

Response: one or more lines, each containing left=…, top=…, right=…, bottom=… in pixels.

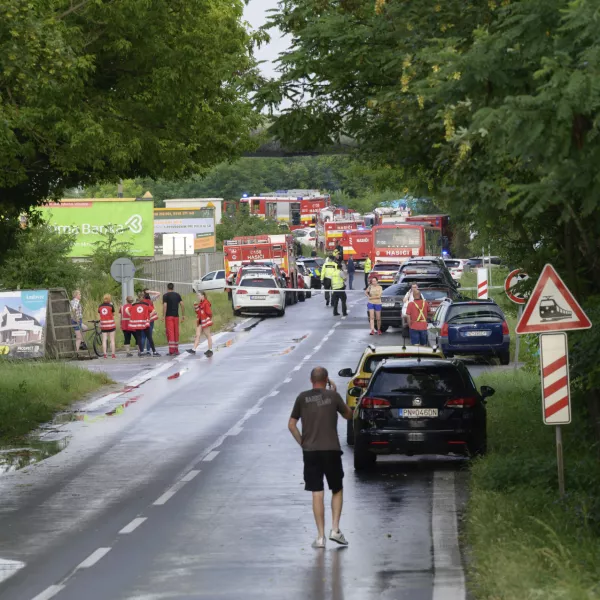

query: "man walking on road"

left=347, top=256, right=355, bottom=290
left=288, top=367, right=353, bottom=549
left=162, top=283, right=185, bottom=355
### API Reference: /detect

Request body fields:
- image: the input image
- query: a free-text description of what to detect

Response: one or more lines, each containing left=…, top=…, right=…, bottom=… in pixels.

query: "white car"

left=444, top=259, right=468, bottom=281
left=192, top=269, right=226, bottom=292
left=293, top=228, right=317, bottom=248
left=233, top=274, right=286, bottom=317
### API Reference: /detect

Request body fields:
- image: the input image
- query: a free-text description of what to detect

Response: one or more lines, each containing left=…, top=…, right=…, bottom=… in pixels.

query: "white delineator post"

left=477, top=268, right=489, bottom=299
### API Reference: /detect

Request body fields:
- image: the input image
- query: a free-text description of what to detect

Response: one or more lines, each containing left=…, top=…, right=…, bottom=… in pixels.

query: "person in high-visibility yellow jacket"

left=320, top=257, right=337, bottom=306
left=331, top=263, right=347, bottom=317
left=363, top=256, right=372, bottom=289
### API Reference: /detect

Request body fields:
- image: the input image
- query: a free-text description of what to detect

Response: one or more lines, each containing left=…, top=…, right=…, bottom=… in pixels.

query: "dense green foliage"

left=0, top=0, right=262, bottom=257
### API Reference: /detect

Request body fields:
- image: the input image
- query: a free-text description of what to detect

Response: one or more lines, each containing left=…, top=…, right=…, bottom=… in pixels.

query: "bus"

left=372, top=224, right=442, bottom=263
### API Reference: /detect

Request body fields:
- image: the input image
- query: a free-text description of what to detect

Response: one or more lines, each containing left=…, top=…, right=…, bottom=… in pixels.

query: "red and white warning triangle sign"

left=516, top=264, right=592, bottom=334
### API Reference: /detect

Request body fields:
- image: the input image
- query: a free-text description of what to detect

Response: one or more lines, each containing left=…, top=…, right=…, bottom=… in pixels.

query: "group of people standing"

left=71, top=284, right=214, bottom=358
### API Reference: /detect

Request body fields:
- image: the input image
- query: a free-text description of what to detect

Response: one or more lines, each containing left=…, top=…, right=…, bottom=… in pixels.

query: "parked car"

left=296, top=257, right=324, bottom=289
left=293, top=228, right=317, bottom=248
left=370, top=262, right=402, bottom=287
left=296, top=262, right=312, bottom=300
left=444, top=259, right=468, bottom=281
left=232, top=275, right=286, bottom=317
left=351, top=358, right=495, bottom=470
left=338, top=344, right=444, bottom=444
left=395, top=258, right=457, bottom=289
left=192, top=270, right=226, bottom=292
left=466, top=256, right=502, bottom=269
left=428, top=298, right=511, bottom=364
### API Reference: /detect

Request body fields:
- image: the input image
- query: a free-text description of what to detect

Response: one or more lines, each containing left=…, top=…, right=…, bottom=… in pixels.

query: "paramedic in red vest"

left=141, top=292, right=159, bottom=356
left=119, top=295, right=134, bottom=357
left=131, top=297, right=159, bottom=357
left=187, top=291, right=214, bottom=357
left=162, top=283, right=185, bottom=355
left=406, top=287, right=430, bottom=346
left=98, top=294, right=116, bottom=359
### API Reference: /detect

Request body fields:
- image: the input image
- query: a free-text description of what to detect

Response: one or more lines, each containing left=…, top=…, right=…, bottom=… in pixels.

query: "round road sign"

left=110, top=257, right=136, bottom=283
left=505, top=268, right=529, bottom=304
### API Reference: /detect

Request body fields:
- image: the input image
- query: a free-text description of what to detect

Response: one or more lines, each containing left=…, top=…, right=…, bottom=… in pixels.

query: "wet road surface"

left=0, top=293, right=498, bottom=600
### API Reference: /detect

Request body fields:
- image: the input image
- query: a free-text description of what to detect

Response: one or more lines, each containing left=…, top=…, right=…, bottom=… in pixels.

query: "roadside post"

left=476, top=268, right=488, bottom=299
left=110, top=258, right=136, bottom=305
left=516, top=264, right=592, bottom=497
left=504, top=269, right=529, bottom=368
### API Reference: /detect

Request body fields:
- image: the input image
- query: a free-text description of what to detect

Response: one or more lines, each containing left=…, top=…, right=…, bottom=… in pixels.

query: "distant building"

left=163, top=198, right=223, bottom=225
left=0, top=306, right=43, bottom=344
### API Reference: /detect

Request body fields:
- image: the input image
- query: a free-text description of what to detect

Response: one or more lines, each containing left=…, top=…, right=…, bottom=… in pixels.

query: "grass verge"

left=0, top=361, right=112, bottom=443
left=467, top=369, right=600, bottom=599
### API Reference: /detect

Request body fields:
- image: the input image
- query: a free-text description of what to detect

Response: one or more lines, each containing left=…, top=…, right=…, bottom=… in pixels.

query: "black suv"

left=351, top=359, right=494, bottom=470
left=394, top=258, right=457, bottom=289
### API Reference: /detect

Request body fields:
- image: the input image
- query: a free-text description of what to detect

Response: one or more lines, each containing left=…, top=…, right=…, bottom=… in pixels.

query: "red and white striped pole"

left=476, top=268, right=488, bottom=299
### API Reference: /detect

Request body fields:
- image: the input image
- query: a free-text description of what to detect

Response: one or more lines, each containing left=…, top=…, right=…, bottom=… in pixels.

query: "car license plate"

left=408, top=432, right=425, bottom=442
left=382, top=299, right=395, bottom=306
left=250, top=295, right=266, bottom=300
left=398, top=408, right=438, bottom=418
left=465, top=330, right=489, bottom=337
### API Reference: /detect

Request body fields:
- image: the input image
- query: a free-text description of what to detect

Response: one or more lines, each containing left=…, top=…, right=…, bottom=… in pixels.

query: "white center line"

left=226, top=426, right=244, bottom=436
left=119, top=518, right=147, bottom=535
left=180, top=469, right=201, bottom=482
left=203, top=450, right=220, bottom=462
left=31, top=585, right=65, bottom=600
left=269, top=390, right=280, bottom=397
left=76, top=547, right=111, bottom=570
left=293, top=365, right=302, bottom=371
left=153, top=480, right=187, bottom=506
left=313, top=345, right=322, bottom=351
left=303, top=354, right=312, bottom=360
left=283, top=377, right=292, bottom=383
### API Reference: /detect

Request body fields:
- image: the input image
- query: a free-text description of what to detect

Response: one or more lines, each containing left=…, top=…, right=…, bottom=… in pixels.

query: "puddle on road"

left=0, top=438, right=70, bottom=476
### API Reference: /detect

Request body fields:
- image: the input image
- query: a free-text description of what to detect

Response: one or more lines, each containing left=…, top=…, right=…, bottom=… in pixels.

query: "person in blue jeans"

left=141, top=288, right=160, bottom=354
left=347, top=257, right=355, bottom=290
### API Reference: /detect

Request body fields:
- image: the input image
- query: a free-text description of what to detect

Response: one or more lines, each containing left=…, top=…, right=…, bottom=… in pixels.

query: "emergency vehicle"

left=239, top=192, right=330, bottom=230
left=341, top=229, right=373, bottom=266
left=406, top=214, right=452, bottom=254
left=223, top=234, right=300, bottom=305
left=368, top=207, right=412, bottom=226
left=372, top=223, right=442, bottom=264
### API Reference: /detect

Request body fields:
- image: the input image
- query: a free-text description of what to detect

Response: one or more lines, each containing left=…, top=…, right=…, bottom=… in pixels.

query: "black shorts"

left=303, top=450, right=344, bottom=493
left=123, top=331, right=133, bottom=344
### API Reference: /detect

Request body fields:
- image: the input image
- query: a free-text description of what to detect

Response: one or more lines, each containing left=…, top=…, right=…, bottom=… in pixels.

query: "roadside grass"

left=0, top=361, right=112, bottom=443
left=467, top=369, right=600, bottom=599
left=81, top=291, right=234, bottom=349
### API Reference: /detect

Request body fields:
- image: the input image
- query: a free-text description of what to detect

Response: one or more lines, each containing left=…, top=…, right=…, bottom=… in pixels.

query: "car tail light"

left=361, top=397, right=391, bottom=409
left=268, top=290, right=281, bottom=295
left=236, top=290, right=248, bottom=295
left=445, top=396, right=477, bottom=408
left=440, top=323, right=449, bottom=336
left=352, top=378, right=370, bottom=388
left=502, top=320, right=510, bottom=335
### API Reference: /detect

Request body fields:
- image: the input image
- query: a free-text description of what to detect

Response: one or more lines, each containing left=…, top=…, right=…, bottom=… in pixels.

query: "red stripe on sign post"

left=543, top=376, right=569, bottom=399
left=477, top=281, right=486, bottom=290
left=545, top=396, right=569, bottom=419
left=542, top=355, right=567, bottom=378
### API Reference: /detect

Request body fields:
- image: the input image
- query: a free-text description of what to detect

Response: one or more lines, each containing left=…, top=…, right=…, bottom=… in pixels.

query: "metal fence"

left=139, top=253, right=224, bottom=293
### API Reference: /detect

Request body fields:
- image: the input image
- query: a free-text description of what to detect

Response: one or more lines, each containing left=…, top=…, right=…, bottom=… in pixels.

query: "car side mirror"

left=348, top=387, right=363, bottom=397
left=480, top=385, right=495, bottom=399
left=338, top=368, right=354, bottom=378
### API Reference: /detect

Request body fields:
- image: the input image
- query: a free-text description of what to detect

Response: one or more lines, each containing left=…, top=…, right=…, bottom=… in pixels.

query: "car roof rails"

left=367, top=343, right=376, bottom=352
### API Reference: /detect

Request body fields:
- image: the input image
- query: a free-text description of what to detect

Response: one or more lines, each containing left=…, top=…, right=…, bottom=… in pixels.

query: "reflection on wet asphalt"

left=0, top=296, right=483, bottom=600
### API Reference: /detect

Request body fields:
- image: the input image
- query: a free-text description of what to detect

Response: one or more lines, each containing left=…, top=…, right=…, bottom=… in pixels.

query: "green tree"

left=0, top=0, right=263, bottom=259
left=216, top=207, right=285, bottom=249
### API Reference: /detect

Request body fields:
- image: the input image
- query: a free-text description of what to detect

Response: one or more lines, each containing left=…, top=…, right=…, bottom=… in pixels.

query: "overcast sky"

left=243, top=0, right=289, bottom=79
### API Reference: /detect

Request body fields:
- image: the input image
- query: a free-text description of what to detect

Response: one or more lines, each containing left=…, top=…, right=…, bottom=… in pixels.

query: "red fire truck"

left=223, top=234, right=301, bottom=304
left=405, top=214, right=451, bottom=254
left=341, top=229, right=373, bottom=266
left=372, top=223, right=442, bottom=263
left=319, top=220, right=362, bottom=254
left=239, top=193, right=330, bottom=230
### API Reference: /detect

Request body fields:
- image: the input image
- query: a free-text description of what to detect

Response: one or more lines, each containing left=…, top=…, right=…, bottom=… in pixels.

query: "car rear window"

left=444, top=260, right=460, bottom=268
left=373, top=264, right=400, bottom=271
left=382, top=284, right=410, bottom=297
left=400, top=275, right=445, bottom=285
left=447, top=304, right=504, bottom=322
left=421, top=289, right=449, bottom=301
left=240, top=278, right=277, bottom=288
left=300, top=260, right=319, bottom=269
left=370, top=367, right=465, bottom=394
left=364, top=354, right=443, bottom=373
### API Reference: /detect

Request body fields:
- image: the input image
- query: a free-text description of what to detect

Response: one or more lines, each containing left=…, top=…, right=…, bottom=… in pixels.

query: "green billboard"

left=39, top=200, right=155, bottom=257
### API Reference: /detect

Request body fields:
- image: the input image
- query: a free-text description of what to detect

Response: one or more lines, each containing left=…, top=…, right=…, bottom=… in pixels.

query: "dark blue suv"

left=429, top=299, right=511, bottom=364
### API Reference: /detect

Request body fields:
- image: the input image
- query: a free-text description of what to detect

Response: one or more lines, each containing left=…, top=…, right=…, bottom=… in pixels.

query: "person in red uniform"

left=406, top=287, right=430, bottom=346
left=98, top=294, right=116, bottom=359
left=120, top=295, right=134, bottom=357
left=130, top=297, right=159, bottom=357
left=162, top=283, right=185, bottom=355
left=140, top=292, right=159, bottom=356
left=187, top=291, right=214, bottom=357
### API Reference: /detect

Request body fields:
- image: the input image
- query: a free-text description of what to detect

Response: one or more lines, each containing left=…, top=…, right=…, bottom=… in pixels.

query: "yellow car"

left=370, top=262, right=401, bottom=286
left=338, top=344, right=444, bottom=445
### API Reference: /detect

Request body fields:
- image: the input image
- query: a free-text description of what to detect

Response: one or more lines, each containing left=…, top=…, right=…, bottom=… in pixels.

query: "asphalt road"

left=0, top=291, right=499, bottom=600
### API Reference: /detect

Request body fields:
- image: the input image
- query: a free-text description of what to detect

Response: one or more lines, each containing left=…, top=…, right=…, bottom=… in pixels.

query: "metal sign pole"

left=556, top=425, right=566, bottom=497
left=121, top=264, right=126, bottom=306
left=514, top=305, right=523, bottom=369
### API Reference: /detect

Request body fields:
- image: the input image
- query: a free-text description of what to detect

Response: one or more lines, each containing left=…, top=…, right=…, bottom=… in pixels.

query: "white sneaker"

left=311, top=536, right=326, bottom=549
left=329, top=529, right=348, bottom=546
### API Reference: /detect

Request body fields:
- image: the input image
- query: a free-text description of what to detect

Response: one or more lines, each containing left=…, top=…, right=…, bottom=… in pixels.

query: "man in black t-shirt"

left=162, top=283, right=185, bottom=355
left=289, top=367, right=353, bottom=549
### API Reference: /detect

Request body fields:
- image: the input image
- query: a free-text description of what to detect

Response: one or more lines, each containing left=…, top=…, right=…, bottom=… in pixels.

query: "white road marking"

left=0, top=558, right=25, bottom=584
left=432, top=471, right=465, bottom=600
left=118, top=517, right=147, bottom=534
left=333, top=322, right=341, bottom=328
left=203, top=450, right=220, bottom=462
left=293, top=365, right=302, bottom=371
left=76, top=547, right=111, bottom=570
left=153, top=480, right=187, bottom=506
left=31, top=585, right=65, bottom=600
left=313, top=345, right=322, bottom=351
left=269, top=390, right=280, bottom=397
left=180, top=469, right=201, bottom=482
left=226, top=426, right=244, bottom=436
left=283, top=377, right=292, bottom=383
left=303, top=354, right=312, bottom=360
